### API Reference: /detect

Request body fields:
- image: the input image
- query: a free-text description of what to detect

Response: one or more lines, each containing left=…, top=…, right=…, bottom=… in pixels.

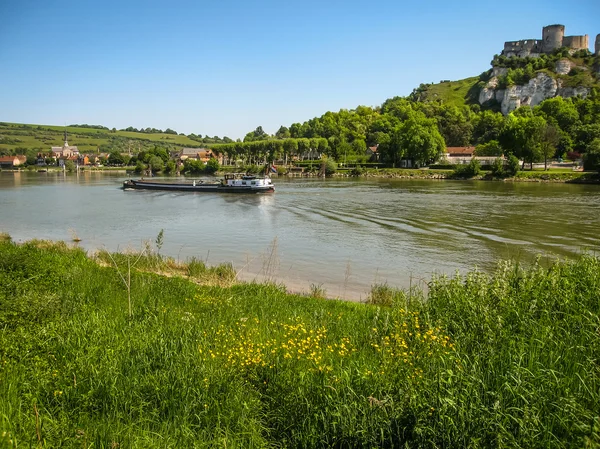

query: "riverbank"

left=332, top=168, right=600, bottom=183
left=1, top=237, right=598, bottom=447
left=4, top=165, right=599, bottom=183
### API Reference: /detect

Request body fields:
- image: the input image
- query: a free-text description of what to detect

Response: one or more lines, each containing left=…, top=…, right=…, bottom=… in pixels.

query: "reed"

left=0, top=239, right=598, bottom=447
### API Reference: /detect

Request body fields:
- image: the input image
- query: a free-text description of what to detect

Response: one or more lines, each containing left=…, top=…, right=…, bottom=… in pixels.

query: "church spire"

left=63, top=128, right=68, bottom=147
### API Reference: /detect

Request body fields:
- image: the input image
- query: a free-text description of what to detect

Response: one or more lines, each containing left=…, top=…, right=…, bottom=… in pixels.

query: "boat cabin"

left=223, top=173, right=273, bottom=188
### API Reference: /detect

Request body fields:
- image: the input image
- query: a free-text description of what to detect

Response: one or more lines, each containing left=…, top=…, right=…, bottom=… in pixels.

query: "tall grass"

left=0, top=240, right=598, bottom=447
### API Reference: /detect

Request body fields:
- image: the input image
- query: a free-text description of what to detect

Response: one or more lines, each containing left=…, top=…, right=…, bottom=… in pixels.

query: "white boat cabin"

left=224, top=173, right=273, bottom=188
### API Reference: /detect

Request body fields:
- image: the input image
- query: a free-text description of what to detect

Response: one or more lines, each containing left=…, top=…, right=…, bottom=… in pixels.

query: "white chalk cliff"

left=479, top=69, right=591, bottom=114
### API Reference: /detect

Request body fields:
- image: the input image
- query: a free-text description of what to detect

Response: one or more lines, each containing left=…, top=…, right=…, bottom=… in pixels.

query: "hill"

left=408, top=76, right=481, bottom=108
left=0, top=122, right=209, bottom=155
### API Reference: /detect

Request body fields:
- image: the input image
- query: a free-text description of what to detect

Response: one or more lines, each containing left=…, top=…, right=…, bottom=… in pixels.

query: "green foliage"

left=491, top=157, right=504, bottom=176
left=164, top=160, right=176, bottom=174
left=205, top=157, right=220, bottom=174
left=183, top=159, right=205, bottom=174
left=148, top=155, right=164, bottom=173
left=349, top=165, right=364, bottom=177
left=475, top=139, right=503, bottom=156
left=323, top=159, right=337, bottom=176
left=107, top=151, right=125, bottom=166
left=64, top=160, right=76, bottom=172
left=134, top=160, right=146, bottom=174
left=583, top=138, right=600, bottom=171
left=506, top=154, right=520, bottom=176
left=453, top=158, right=481, bottom=178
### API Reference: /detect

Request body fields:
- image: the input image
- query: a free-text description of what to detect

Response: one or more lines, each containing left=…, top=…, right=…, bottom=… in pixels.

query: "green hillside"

left=0, top=122, right=206, bottom=155
left=409, top=76, right=481, bottom=108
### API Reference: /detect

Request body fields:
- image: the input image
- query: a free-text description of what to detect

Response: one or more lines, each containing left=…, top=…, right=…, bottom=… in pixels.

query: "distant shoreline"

left=2, top=166, right=599, bottom=184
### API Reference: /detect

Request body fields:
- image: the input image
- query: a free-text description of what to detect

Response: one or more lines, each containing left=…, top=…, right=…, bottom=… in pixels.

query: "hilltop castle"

left=502, top=25, right=600, bottom=58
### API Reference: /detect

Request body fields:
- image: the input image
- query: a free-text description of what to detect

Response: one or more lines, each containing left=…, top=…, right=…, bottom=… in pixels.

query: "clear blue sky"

left=1, top=0, right=598, bottom=139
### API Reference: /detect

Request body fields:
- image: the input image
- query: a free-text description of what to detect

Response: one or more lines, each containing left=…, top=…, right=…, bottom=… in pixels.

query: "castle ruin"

left=502, top=25, right=599, bottom=58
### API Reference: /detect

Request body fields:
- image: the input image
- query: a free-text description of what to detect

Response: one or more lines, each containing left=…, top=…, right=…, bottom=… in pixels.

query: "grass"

left=418, top=76, right=481, bottom=108
left=0, top=239, right=599, bottom=447
left=512, top=170, right=599, bottom=182
left=345, top=167, right=600, bottom=183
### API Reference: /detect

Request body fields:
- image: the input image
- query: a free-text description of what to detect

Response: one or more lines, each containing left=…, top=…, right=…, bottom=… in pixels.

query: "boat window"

left=251, top=181, right=256, bottom=185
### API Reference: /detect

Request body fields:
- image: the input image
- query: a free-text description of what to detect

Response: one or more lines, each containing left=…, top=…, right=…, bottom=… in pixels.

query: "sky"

left=1, top=0, right=598, bottom=139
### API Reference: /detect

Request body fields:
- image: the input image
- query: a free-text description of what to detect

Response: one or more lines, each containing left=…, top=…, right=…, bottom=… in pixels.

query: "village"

left=0, top=129, right=562, bottom=172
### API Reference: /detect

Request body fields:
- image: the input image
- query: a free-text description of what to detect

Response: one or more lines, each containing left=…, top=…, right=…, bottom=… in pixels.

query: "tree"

left=148, top=156, right=164, bottom=173
left=134, top=161, right=146, bottom=174
left=436, top=106, right=473, bottom=147
left=540, top=125, right=560, bottom=170
left=244, top=126, right=269, bottom=142
left=583, top=138, right=600, bottom=172
left=472, top=110, right=505, bottom=144
left=108, top=151, right=125, bottom=166
left=165, top=160, right=176, bottom=174
left=398, top=114, right=446, bottom=166
left=500, top=114, right=546, bottom=169
left=506, top=154, right=520, bottom=176
left=183, top=159, right=205, bottom=174
left=205, top=157, right=220, bottom=174
left=475, top=140, right=503, bottom=157
left=275, top=126, right=291, bottom=139
left=282, top=139, right=298, bottom=164
left=535, top=97, right=579, bottom=134
left=521, top=116, right=546, bottom=169
left=491, top=157, right=504, bottom=177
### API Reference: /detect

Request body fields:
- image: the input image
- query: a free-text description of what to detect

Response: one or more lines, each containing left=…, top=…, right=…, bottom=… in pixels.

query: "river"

left=1, top=171, right=599, bottom=300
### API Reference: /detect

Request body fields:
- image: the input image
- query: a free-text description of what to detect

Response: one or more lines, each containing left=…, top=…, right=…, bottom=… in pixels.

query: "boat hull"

left=122, top=179, right=274, bottom=193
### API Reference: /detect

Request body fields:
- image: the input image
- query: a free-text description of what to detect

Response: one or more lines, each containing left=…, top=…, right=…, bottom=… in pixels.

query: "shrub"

left=350, top=166, right=364, bottom=177
left=205, top=157, right=220, bottom=174
left=506, top=154, right=520, bottom=176
left=183, top=159, right=205, bottom=174
left=491, top=157, right=505, bottom=176
left=324, top=160, right=337, bottom=176
left=134, top=160, right=146, bottom=174
left=453, top=159, right=481, bottom=178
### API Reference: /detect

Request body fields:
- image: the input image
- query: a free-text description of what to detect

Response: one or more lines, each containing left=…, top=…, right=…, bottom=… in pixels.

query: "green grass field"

left=0, top=237, right=599, bottom=447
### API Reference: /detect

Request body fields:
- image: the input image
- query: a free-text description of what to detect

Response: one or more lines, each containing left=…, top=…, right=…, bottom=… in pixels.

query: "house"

left=0, top=155, right=27, bottom=168
left=197, top=149, right=217, bottom=163
left=78, top=154, right=90, bottom=166
left=445, top=147, right=476, bottom=165
left=444, top=146, right=503, bottom=166
left=179, top=148, right=222, bottom=163
left=179, top=148, right=202, bottom=161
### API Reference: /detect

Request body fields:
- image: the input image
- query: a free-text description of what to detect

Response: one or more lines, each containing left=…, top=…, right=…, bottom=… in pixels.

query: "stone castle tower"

left=541, top=24, right=564, bottom=53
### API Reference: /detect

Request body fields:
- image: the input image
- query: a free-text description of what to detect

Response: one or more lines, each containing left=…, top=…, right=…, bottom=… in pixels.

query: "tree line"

left=210, top=92, right=600, bottom=171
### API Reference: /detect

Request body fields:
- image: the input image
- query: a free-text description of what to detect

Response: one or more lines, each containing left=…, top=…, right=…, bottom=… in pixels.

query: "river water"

left=1, top=171, right=599, bottom=300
